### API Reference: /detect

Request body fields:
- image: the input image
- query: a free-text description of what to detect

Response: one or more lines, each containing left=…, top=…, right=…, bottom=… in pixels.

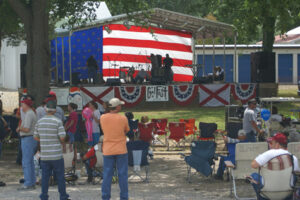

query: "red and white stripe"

left=102, top=24, right=193, bottom=82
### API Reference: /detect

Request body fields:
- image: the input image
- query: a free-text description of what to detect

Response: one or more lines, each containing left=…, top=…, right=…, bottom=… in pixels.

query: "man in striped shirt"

left=34, top=100, right=70, bottom=200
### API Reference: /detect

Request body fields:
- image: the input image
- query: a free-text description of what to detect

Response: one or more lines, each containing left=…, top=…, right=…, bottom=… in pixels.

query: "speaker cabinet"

left=251, top=52, right=275, bottom=83
left=105, top=78, right=121, bottom=86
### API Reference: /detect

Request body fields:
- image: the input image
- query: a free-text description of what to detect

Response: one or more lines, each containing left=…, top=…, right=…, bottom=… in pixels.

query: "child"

left=64, top=103, right=78, bottom=144
left=34, top=150, right=42, bottom=185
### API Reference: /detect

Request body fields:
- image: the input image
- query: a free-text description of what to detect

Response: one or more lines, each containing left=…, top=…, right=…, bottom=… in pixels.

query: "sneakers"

left=17, top=185, right=36, bottom=191
left=0, top=181, right=6, bottom=187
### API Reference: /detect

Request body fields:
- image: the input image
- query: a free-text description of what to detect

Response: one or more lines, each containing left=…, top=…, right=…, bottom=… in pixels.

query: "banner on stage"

left=51, top=88, right=69, bottom=105
left=80, top=87, right=114, bottom=107
left=68, top=87, right=83, bottom=110
left=146, top=85, right=169, bottom=102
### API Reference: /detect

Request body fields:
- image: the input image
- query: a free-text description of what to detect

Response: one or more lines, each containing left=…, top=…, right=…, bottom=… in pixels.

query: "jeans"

left=251, top=173, right=293, bottom=200
left=40, top=158, right=69, bottom=200
left=102, top=153, right=128, bottom=200
left=88, top=132, right=100, bottom=146
left=246, top=131, right=257, bottom=142
left=21, top=136, right=37, bottom=187
left=84, top=160, right=93, bottom=180
left=67, top=132, right=75, bottom=144
left=216, top=156, right=226, bottom=177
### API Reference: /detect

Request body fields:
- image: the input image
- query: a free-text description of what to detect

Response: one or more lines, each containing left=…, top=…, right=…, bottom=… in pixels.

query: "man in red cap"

left=17, top=97, right=38, bottom=190
left=250, top=133, right=300, bottom=200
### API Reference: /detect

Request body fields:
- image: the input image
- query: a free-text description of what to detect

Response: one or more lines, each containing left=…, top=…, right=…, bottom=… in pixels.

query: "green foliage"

left=0, top=0, right=23, bottom=45
left=201, top=0, right=300, bottom=51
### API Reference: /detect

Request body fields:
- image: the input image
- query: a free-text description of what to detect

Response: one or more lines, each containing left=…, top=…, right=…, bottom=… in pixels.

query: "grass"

left=122, top=85, right=300, bottom=131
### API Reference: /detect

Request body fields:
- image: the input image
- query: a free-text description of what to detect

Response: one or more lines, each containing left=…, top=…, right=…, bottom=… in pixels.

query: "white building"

left=0, top=2, right=111, bottom=90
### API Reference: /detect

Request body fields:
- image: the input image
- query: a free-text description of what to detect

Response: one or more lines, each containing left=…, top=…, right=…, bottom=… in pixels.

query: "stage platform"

left=50, top=83, right=257, bottom=109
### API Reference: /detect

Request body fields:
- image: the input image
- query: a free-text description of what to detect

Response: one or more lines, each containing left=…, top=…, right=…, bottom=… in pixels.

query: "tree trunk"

left=262, top=16, right=275, bottom=53
left=24, top=1, right=50, bottom=105
left=8, top=0, right=50, bottom=105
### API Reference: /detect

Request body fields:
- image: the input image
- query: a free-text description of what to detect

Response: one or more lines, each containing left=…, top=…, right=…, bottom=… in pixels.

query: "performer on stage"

left=86, top=56, right=99, bottom=84
left=163, top=54, right=174, bottom=83
left=135, top=69, right=150, bottom=84
left=214, top=66, right=224, bottom=81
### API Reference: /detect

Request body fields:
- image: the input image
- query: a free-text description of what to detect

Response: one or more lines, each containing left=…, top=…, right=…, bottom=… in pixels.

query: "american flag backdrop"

left=102, top=24, right=193, bottom=82
left=51, top=24, right=193, bottom=82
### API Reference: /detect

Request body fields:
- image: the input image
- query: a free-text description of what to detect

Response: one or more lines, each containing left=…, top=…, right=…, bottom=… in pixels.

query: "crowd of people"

left=0, top=91, right=300, bottom=199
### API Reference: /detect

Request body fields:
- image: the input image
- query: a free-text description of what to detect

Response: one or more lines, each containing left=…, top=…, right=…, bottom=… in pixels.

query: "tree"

left=4, top=0, right=147, bottom=105
left=201, top=0, right=300, bottom=52
left=0, top=0, right=22, bottom=53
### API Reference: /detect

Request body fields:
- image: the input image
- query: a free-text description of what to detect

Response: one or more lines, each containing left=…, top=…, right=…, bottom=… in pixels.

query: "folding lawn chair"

left=127, top=141, right=150, bottom=183
left=151, top=118, right=168, bottom=146
left=199, top=122, right=217, bottom=141
left=63, top=145, right=77, bottom=185
left=179, top=119, right=197, bottom=137
left=138, top=122, right=155, bottom=144
left=258, top=154, right=295, bottom=200
left=288, top=142, right=300, bottom=160
left=93, top=147, right=104, bottom=184
left=226, top=122, right=242, bottom=139
left=167, top=122, right=186, bottom=151
left=225, top=142, right=268, bottom=200
left=182, top=141, right=217, bottom=183
left=127, top=119, right=139, bottom=141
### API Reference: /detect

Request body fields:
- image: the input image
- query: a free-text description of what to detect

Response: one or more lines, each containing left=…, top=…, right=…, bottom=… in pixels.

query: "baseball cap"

left=46, top=100, right=57, bottom=111
left=267, top=133, right=287, bottom=145
left=21, top=98, right=33, bottom=107
left=108, top=98, right=125, bottom=108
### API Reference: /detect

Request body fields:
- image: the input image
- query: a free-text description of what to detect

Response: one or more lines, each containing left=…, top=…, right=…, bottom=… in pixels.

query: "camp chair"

left=127, top=141, right=150, bottom=183
left=225, top=142, right=268, bottom=200
left=138, top=122, right=155, bottom=144
left=63, top=145, right=77, bottom=185
left=226, top=122, right=242, bottom=139
left=93, top=147, right=104, bottom=184
left=199, top=122, right=217, bottom=141
left=258, top=154, right=295, bottom=200
left=127, top=119, right=139, bottom=141
left=288, top=142, right=300, bottom=160
left=181, top=141, right=216, bottom=183
left=179, top=119, right=197, bottom=137
left=151, top=118, right=168, bottom=145
left=167, top=122, right=186, bottom=151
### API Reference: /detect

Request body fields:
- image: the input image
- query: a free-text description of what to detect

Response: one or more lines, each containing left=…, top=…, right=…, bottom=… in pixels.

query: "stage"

left=51, top=83, right=257, bottom=109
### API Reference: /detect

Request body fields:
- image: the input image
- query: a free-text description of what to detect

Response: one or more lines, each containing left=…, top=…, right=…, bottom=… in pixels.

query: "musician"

left=214, top=66, right=224, bottom=81
left=135, top=69, right=150, bottom=84
left=163, top=54, right=174, bottom=83
left=86, top=56, right=99, bottom=84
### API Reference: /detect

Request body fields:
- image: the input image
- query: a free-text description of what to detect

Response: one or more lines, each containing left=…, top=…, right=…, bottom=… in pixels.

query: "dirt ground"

left=0, top=148, right=257, bottom=200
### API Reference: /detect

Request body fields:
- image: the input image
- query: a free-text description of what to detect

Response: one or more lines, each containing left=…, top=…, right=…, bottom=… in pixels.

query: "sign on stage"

left=146, top=86, right=169, bottom=102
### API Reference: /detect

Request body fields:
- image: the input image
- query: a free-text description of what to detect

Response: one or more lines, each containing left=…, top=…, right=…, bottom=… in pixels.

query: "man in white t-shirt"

left=250, top=133, right=299, bottom=200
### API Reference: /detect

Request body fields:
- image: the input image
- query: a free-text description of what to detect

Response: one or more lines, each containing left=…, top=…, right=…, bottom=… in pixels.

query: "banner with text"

left=146, top=85, right=169, bottom=102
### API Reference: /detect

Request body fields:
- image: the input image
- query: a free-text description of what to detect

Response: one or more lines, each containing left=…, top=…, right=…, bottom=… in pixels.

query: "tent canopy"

left=57, top=8, right=235, bottom=39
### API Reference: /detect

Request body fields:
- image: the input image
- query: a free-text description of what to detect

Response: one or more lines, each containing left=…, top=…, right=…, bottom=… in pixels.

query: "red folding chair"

left=167, top=122, right=186, bottom=151
left=151, top=118, right=168, bottom=146
left=179, top=119, right=197, bottom=137
left=138, top=122, right=155, bottom=144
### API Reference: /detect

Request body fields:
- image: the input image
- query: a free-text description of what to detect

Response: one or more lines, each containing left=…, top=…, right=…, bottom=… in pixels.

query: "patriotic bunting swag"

left=169, top=85, right=198, bottom=106
left=114, top=86, right=146, bottom=107
left=231, top=84, right=257, bottom=104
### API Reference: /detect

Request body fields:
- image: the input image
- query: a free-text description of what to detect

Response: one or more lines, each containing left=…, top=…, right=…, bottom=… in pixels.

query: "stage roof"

left=57, top=8, right=235, bottom=39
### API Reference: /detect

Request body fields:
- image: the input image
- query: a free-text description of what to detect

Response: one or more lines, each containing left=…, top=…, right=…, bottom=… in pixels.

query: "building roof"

left=57, top=8, right=235, bottom=39
left=195, top=44, right=300, bottom=49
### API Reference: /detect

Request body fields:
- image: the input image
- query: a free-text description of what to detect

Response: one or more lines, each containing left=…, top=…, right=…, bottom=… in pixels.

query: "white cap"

left=108, top=98, right=125, bottom=107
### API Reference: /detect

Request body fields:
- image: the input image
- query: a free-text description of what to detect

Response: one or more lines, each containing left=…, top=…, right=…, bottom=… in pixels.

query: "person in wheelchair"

left=250, top=133, right=300, bottom=200
left=81, top=141, right=103, bottom=184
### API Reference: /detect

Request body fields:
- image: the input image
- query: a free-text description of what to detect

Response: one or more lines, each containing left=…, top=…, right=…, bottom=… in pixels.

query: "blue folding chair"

left=127, top=119, right=139, bottom=141
left=127, top=140, right=150, bottom=182
left=182, top=141, right=216, bottom=183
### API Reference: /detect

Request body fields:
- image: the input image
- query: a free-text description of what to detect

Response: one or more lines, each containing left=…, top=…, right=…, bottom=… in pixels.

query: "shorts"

left=87, top=132, right=100, bottom=146
left=67, top=132, right=75, bottom=144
